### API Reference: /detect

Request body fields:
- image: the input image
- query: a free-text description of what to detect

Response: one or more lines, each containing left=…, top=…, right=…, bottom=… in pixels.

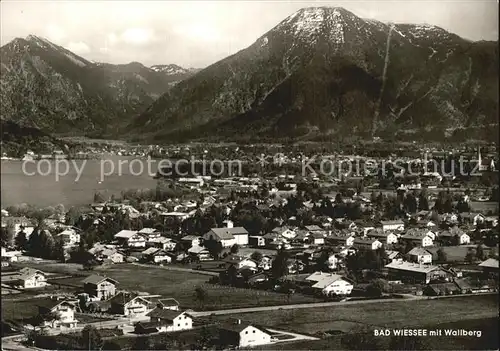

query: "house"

left=157, top=298, right=180, bottom=311
left=406, top=228, right=437, bottom=241
left=386, top=250, right=404, bottom=262
left=82, top=275, right=118, bottom=300
left=142, top=248, right=172, bottom=264
left=37, top=298, right=78, bottom=329
left=109, top=292, right=152, bottom=317
left=135, top=309, right=192, bottom=334
left=478, top=258, right=499, bottom=277
left=224, top=256, right=258, bottom=270
left=272, top=227, right=296, bottom=239
left=148, top=237, right=176, bottom=251
left=484, top=216, right=499, bottom=228
left=408, top=247, right=433, bottom=264
left=114, top=230, right=146, bottom=248
left=310, top=232, right=325, bottom=245
left=459, top=213, right=485, bottom=226
left=327, top=235, right=355, bottom=247
left=385, top=261, right=454, bottom=284
left=138, top=228, right=161, bottom=241
left=249, top=236, right=266, bottom=247
left=16, top=268, right=47, bottom=289
left=203, top=227, right=249, bottom=247
left=367, top=230, right=398, bottom=245
left=438, top=229, right=470, bottom=245
left=1, top=247, right=21, bottom=263
left=56, top=228, right=81, bottom=246
left=258, top=255, right=273, bottom=271
left=352, top=238, right=383, bottom=251
left=188, top=245, right=212, bottom=261
left=327, top=254, right=340, bottom=270
left=181, top=235, right=202, bottom=248
left=304, top=225, right=323, bottom=232
left=219, top=320, right=272, bottom=348
left=305, top=271, right=354, bottom=296
left=400, top=233, right=434, bottom=247
left=380, top=220, right=405, bottom=232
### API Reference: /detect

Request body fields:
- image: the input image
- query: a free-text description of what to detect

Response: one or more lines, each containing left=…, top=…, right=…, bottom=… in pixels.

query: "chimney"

left=236, top=319, right=241, bottom=325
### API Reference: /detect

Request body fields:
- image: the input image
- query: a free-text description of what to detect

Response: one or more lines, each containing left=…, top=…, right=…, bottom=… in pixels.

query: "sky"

left=1, top=1, right=498, bottom=68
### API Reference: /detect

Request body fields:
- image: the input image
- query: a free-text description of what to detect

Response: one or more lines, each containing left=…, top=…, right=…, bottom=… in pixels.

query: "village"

left=1, top=144, right=499, bottom=350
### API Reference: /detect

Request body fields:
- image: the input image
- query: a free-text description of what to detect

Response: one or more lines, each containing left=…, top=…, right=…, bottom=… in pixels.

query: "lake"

left=1, top=155, right=159, bottom=207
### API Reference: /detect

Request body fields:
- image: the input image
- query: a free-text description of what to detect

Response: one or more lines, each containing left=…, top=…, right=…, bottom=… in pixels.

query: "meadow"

left=94, top=264, right=320, bottom=310
left=215, top=294, right=499, bottom=335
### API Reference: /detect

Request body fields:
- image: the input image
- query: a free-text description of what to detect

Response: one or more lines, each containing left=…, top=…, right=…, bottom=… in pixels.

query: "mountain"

left=133, top=7, right=498, bottom=142
left=1, top=120, right=66, bottom=157
left=150, top=64, right=199, bottom=87
left=0, top=35, right=193, bottom=135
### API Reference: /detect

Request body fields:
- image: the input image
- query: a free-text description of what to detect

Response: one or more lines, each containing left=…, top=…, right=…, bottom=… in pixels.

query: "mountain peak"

left=275, top=6, right=360, bottom=45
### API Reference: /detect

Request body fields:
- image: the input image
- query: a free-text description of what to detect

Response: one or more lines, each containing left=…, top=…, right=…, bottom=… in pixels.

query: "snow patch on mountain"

left=150, top=64, right=188, bottom=75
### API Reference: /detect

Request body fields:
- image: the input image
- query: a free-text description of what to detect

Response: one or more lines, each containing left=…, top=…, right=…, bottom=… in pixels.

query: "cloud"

left=120, top=28, right=154, bottom=45
left=66, top=41, right=91, bottom=54
left=174, top=22, right=221, bottom=43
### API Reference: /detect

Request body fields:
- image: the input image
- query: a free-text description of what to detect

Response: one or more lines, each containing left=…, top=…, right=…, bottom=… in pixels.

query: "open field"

left=214, top=294, right=499, bottom=335
left=94, top=264, right=320, bottom=310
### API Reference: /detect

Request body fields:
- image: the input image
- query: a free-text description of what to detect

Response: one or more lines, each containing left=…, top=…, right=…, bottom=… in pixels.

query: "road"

left=267, top=328, right=318, bottom=342
left=131, top=262, right=219, bottom=276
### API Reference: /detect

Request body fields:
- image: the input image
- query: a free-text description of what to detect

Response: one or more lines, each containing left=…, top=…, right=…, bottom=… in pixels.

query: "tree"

left=15, top=230, right=28, bottom=250
left=271, top=248, right=289, bottom=278
left=475, top=245, right=485, bottom=261
left=0, top=221, right=15, bottom=247
left=366, top=279, right=386, bottom=297
left=54, top=236, right=66, bottom=262
left=81, top=325, right=103, bottom=350
left=465, top=249, right=475, bottom=263
left=194, top=286, right=208, bottom=310
left=436, top=248, right=447, bottom=263
left=205, top=240, right=223, bottom=259
left=250, top=251, right=263, bottom=263
left=132, top=336, right=154, bottom=350
left=230, top=244, right=239, bottom=255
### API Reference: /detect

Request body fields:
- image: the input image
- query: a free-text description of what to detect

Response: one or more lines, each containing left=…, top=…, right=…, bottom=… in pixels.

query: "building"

left=305, top=271, right=354, bottom=296
left=367, top=230, right=398, bottom=245
left=82, top=275, right=118, bottom=300
left=142, top=248, right=172, bottom=264
left=109, top=292, right=153, bottom=317
left=138, top=228, right=161, bottom=241
left=157, top=298, right=179, bottom=311
left=352, top=238, right=383, bottom=251
left=478, top=258, right=499, bottom=277
left=223, top=256, right=258, bottom=270
left=136, top=309, right=193, bottom=334
left=16, top=268, right=47, bottom=289
left=203, top=227, right=249, bottom=247
left=380, top=220, right=405, bottom=232
left=385, top=261, right=454, bottom=284
left=249, top=236, right=266, bottom=247
left=181, top=235, right=203, bottom=248
left=188, top=245, right=212, bottom=261
left=219, top=320, right=273, bottom=348
left=37, top=298, right=78, bottom=330
left=114, top=230, right=146, bottom=248
left=327, top=235, right=355, bottom=247
left=400, top=233, right=434, bottom=247
left=56, top=228, right=81, bottom=246
left=408, top=247, right=433, bottom=264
